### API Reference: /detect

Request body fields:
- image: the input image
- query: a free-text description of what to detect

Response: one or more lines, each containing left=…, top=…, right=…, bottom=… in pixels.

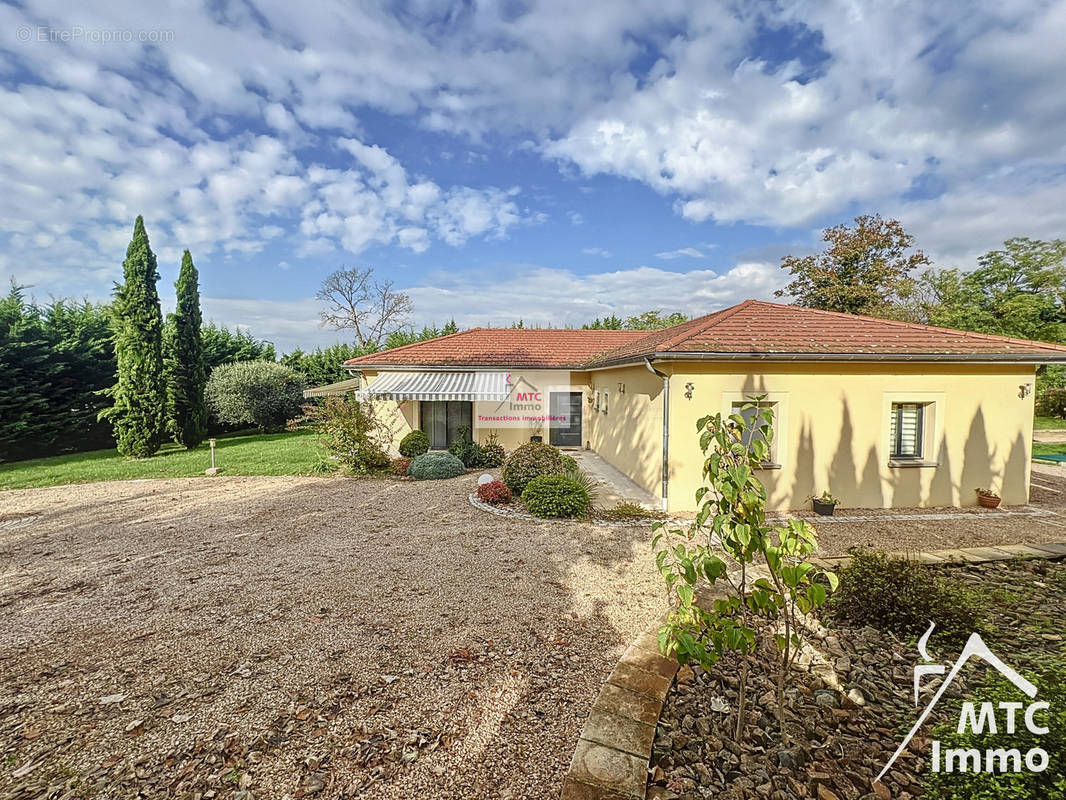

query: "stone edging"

left=561, top=620, right=679, bottom=800
left=467, top=493, right=681, bottom=528
left=559, top=541, right=1066, bottom=799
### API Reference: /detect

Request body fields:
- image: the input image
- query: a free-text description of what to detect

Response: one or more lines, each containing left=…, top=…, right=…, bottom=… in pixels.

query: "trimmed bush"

left=399, top=429, right=431, bottom=457
left=479, top=441, right=506, bottom=467
left=389, top=456, right=411, bottom=476
left=502, top=441, right=567, bottom=495
left=1037, top=387, right=1066, bottom=418
left=561, top=454, right=578, bottom=472
left=476, top=479, right=512, bottom=505
left=408, top=451, right=465, bottom=480
left=828, top=549, right=984, bottom=644
left=205, top=360, right=305, bottom=430
left=521, top=474, right=590, bottom=518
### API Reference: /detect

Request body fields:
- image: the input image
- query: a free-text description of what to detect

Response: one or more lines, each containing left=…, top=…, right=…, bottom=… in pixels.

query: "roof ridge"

left=749, top=300, right=1066, bottom=353
left=654, top=299, right=756, bottom=352
left=346, top=326, right=483, bottom=364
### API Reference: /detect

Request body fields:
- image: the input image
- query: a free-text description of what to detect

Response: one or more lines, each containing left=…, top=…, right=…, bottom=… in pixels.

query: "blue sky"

left=2, top=0, right=1065, bottom=351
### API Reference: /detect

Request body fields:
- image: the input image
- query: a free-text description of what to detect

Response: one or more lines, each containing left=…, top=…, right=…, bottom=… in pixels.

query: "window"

left=730, top=400, right=778, bottom=465
left=889, top=402, right=925, bottom=459
left=602, top=391, right=609, bottom=413
left=594, top=390, right=601, bottom=411
left=419, top=401, right=472, bottom=449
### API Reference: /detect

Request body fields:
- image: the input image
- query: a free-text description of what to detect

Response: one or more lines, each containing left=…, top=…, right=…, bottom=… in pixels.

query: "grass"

left=0, top=430, right=323, bottom=490
left=1034, top=441, right=1066, bottom=460
left=1035, top=415, right=1066, bottom=430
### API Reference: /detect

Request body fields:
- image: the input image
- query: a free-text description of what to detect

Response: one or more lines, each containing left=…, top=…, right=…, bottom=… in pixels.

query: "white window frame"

left=721, top=392, right=788, bottom=469
left=602, top=390, right=609, bottom=414
left=882, top=392, right=943, bottom=467
left=594, top=390, right=601, bottom=411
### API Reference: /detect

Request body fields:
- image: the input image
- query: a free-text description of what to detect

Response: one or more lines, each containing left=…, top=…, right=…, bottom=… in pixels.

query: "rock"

left=846, top=688, right=866, bottom=707
left=302, top=774, right=325, bottom=794
left=676, top=665, right=695, bottom=685
left=125, top=719, right=144, bottom=734
left=695, top=762, right=715, bottom=786
left=816, top=786, right=841, bottom=800
left=815, top=690, right=840, bottom=708
left=871, top=780, right=891, bottom=799
left=204, top=467, right=222, bottom=476
left=100, top=693, right=127, bottom=705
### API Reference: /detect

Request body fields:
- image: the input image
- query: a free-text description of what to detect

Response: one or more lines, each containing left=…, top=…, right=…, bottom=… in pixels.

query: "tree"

left=316, top=266, right=413, bottom=348
left=915, top=237, right=1066, bottom=341
left=776, top=215, right=930, bottom=316
left=623, top=310, right=687, bottom=330
left=166, top=250, right=208, bottom=448
left=200, top=322, right=276, bottom=369
left=101, top=216, right=167, bottom=457
left=582, top=314, right=624, bottom=330
left=205, top=361, right=305, bottom=430
left=281, top=343, right=367, bottom=387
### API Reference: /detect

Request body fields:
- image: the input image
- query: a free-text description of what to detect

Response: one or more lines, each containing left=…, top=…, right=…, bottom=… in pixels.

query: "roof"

left=344, top=328, right=648, bottom=368
left=345, top=300, right=1066, bottom=369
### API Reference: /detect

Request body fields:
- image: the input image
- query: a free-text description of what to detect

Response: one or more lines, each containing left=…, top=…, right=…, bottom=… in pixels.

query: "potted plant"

left=811, top=491, right=839, bottom=516
left=975, top=488, right=1001, bottom=509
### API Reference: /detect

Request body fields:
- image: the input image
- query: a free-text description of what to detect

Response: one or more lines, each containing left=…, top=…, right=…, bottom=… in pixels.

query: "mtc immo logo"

left=878, top=623, right=1051, bottom=782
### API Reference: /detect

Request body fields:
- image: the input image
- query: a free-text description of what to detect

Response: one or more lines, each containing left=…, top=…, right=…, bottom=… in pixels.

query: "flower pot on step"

left=977, top=494, right=1001, bottom=509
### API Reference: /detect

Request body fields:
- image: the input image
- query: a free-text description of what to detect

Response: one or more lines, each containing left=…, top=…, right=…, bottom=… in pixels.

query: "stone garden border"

left=559, top=540, right=1066, bottom=800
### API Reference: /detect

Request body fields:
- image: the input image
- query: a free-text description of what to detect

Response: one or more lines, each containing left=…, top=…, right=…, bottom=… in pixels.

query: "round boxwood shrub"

left=521, top=474, right=590, bottom=518
left=502, top=441, right=567, bottom=495
left=408, top=451, right=465, bottom=480
left=399, top=429, right=431, bottom=457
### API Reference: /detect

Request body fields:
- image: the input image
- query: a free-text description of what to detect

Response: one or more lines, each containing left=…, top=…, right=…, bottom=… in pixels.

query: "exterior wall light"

left=1019, top=383, right=1032, bottom=399
left=684, top=382, right=694, bottom=399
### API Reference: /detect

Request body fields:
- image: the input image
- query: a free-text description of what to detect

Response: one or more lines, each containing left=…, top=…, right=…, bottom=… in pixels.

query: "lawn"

left=1035, top=415, right=1066, bottom=429
left=0, top=430, right=322, bottom=490
left=1033, top=441, right=1066, bottom=460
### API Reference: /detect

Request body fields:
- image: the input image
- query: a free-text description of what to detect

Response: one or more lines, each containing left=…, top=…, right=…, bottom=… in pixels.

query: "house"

left=318, top=300, right=1066, bottom=512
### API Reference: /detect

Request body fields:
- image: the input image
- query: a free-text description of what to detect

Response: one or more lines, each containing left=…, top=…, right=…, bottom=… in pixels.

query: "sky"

left=2, top=0, right=1065, bottom=352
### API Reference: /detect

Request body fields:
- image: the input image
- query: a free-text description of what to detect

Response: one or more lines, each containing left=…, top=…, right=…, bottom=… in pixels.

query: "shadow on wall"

left=596, top=376, right=663, bottom=498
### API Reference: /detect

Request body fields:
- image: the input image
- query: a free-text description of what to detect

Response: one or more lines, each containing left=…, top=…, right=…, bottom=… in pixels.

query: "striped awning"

left=303, top=377, right=364, bottom=398
left=355, top=371, right=510, bottom=402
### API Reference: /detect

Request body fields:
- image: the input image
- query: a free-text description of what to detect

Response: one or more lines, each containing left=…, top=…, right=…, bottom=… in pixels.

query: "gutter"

left=585, top=351, right=1066, bottom=369
left=644, top=358, right=669, bottom=512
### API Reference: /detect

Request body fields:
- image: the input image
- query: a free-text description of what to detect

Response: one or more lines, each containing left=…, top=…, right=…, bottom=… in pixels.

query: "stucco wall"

left=582, top=365, right=666, bottom=497
left=358, top=368, right=580, bottom=452
left=665, top=361, right=1037, bottom=513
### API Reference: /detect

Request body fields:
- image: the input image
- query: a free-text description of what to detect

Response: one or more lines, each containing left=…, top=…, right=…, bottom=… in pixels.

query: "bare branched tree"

left=316, top=266, right=413, bottom=349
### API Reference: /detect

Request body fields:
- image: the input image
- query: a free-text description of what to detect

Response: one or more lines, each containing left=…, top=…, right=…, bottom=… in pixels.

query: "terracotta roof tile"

left=345, top=301, right=1066, bottom=369
left=344, top=328, right=648, bottom=368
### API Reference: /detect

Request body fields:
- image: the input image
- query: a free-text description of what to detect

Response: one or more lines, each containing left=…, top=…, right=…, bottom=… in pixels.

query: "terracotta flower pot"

left=977, top=494, right=1001, bottom=509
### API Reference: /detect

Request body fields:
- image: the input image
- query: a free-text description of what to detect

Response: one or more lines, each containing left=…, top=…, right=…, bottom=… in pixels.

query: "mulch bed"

left=648, top=557, right=1066, bottom=800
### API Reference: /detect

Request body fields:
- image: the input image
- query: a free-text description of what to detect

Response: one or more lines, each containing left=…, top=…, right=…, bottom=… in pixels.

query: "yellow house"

left=327, top=300, right=1066, bottom=512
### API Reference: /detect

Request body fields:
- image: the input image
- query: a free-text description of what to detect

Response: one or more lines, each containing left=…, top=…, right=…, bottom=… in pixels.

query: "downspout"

left=644, top=358, right=669, bottom=512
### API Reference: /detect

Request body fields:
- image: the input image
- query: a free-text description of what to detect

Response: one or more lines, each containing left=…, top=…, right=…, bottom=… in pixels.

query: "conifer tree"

left=167, top=250, right=207, bottom=448
left=101, top=216, right=167, bottom=457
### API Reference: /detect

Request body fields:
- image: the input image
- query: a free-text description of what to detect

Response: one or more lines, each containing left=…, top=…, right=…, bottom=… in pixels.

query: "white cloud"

left=656, top=247, right=705, bottom=260
left=582, top=247, right=612, bottom=257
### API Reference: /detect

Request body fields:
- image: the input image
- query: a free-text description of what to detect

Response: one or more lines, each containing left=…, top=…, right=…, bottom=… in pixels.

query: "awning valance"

left=303, top=377, right=364, bottom=398
left=355, top=371, right=510, bottom=402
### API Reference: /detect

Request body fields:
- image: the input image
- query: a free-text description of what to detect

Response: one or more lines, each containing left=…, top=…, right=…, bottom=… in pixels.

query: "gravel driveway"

left=0, top=476, right=664, bottom=799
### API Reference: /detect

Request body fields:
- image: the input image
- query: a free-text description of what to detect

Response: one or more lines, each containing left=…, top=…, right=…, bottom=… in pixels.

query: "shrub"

left=478, top=431, right=506, bottom=467
left=564, top=467, right=599, bottom=507
left=290, top=395, right=391, bottom=474
left=924, top=663, right=1066, bottom=800
left=408, top=451, right=465, bottom=480
left=389, top=456, right=411, bottom=476
left=477, top=479, right=512, bottom=505
left=1037, top=387, right=1066, bottom=418
left=521, top=474, right=590, bottom=518
left=828, top=549, right=983, bottom=644
left=399, top=429, right=431, bottom=457
left=561, top=454, right=578, bottom=472
left=502, top=441, right=567, bottom=495
left=449, top=426, right=488, bottom=468
left=599, top=501, right=660, bottom=521
left=205, top=360, right=305, bottom=430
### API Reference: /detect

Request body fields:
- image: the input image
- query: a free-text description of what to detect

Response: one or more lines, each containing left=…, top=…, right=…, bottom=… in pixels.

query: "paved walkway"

left=567, top=450, right=662, bottom=510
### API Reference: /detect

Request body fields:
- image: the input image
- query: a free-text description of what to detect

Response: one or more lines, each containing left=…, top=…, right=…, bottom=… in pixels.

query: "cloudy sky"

left=2, top=0, right=1065, bottom=351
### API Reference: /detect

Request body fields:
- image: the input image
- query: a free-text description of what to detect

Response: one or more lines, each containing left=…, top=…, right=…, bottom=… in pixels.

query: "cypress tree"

left=167, top=250, right=207, bottom=448
left=102, top=216, right=167, bottom=457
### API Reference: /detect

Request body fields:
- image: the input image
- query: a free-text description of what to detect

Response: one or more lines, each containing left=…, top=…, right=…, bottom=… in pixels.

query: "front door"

left=549, top=391, right=583, bottom=447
